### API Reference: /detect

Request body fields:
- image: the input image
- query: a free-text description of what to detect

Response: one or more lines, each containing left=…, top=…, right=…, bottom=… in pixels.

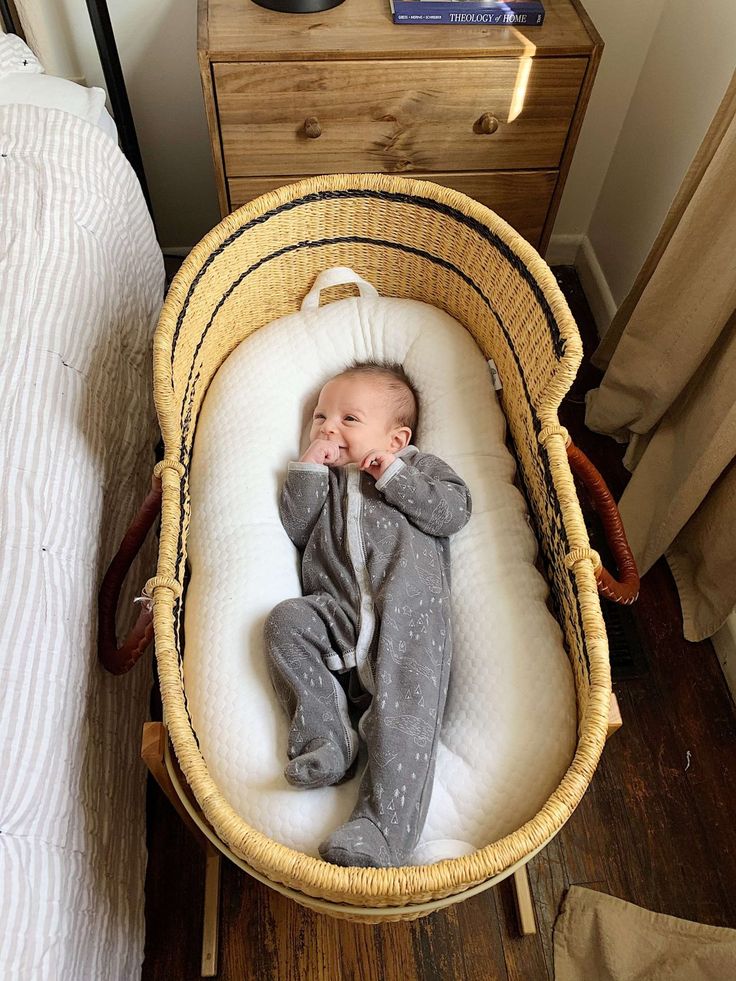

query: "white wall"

left=552, top=0, right=668, bottom=239
left=554, top=0, right=736, bottom=317
left=586, top=0, right=736, bottom=307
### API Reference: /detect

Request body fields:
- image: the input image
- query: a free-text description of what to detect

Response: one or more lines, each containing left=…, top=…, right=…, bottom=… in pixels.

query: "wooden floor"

left=143, top=269, right=736, bottom=980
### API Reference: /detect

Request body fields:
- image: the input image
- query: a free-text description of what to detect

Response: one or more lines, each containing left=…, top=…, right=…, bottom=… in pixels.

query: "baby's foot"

left=318, top=818, right=392, bottom=867
left=284, top=738, right=348, bottom=788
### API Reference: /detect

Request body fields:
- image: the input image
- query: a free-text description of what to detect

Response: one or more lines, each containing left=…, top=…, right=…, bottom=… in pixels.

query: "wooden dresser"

left=198, top=0, right=601, bottom=252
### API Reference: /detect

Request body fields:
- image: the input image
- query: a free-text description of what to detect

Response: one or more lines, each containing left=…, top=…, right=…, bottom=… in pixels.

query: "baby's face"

left=309, top=375, right=409, bottom=466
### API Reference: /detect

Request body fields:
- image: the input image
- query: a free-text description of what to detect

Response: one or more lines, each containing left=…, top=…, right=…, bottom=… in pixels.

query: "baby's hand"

left=300, top=439, right=340, bottom=466
left=360, top=450, right=395, bottom=481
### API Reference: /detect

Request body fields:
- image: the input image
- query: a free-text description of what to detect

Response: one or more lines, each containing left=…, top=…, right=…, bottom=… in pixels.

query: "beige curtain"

left=554, top=886, right=736, bottom=981
left=585, top=79, right=736, bottom=642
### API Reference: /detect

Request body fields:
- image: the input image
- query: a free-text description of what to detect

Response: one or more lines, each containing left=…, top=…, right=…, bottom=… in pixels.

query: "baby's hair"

left=338, top=360, right=419, bottom=434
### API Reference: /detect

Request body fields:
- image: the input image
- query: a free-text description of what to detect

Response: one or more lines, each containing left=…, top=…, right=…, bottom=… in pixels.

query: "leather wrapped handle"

left=98, top=474, right=162, bottom=674
left=566, top=440, right=640, bottom=604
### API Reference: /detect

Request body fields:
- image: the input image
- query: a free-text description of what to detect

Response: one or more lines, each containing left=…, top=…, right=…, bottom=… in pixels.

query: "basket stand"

left=142, top=701, right=622, bottom=977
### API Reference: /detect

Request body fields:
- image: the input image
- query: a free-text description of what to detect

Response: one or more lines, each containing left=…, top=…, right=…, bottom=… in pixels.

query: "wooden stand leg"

left=142, top=722, right=221, bottom=978
left=512, top=865, right=537, bottom=935
left=607, top=692, right=623, bottom=739
left=201, top=845, right=221, bottom=978
left=142, top=722, right=209, bottom=847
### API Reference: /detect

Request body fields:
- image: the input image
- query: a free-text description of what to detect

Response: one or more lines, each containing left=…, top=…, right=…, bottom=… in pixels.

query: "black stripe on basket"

left=170, top=188, right=566, bottom=365
left=178, top=233, right=546, bottom=449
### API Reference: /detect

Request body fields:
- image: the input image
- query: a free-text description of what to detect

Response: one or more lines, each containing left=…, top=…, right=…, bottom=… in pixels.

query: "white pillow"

left=184, top=268, right=577, bottom=864
left=0, top=34, right=44, bottom=78
left=0, top=35, right=117, bottom=141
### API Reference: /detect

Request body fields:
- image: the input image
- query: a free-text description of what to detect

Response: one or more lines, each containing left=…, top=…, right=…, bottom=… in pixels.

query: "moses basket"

left=101, top=173, right=638, bottom=924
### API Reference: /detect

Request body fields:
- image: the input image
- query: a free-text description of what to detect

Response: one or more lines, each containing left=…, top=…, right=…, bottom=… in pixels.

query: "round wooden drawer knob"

left=475, top=112, right=499, bottom=135
left=304, top=116, right=322, bottom=139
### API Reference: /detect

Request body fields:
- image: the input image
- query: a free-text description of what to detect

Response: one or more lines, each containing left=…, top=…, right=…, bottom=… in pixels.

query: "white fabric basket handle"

left=301, top=267, right=379, bottom=311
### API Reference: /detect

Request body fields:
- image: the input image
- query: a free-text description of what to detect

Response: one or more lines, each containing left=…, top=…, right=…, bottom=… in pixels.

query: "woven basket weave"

left=150, top=173, right=611, bottom=920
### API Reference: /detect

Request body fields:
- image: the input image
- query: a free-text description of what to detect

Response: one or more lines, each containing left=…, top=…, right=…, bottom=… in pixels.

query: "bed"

left=0, top=35, right=163, bottom=979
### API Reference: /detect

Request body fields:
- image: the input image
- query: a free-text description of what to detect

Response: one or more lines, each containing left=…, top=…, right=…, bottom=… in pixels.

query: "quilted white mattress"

left=184, top=268, right=576, bottom=865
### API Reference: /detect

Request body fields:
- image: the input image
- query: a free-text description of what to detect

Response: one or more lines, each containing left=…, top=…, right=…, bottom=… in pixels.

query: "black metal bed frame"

left=1, top=0, right=153, bottom=220
left=0, top=0, right=18, bottom=38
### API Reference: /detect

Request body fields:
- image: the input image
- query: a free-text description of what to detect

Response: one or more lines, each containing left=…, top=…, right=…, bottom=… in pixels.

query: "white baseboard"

left=576, top=237, right=618, bottom=339
left=713, top=613, right=736, bottom=703
left=546, top=234, right=583, bottom=266
left=548, top=233, right=618, bottom=339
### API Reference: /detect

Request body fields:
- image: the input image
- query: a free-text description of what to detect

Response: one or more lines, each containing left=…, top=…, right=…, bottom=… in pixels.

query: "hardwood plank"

left=142, top=781, right=207, bottom=979
left=525, top=835, right=569, bottom=978
left=411, top=894, right=509, bottom=981
left=614, top=680, right=730, bottom=923
left=218, top=870, right=281, bottom=980
left=374, top=918, right=431, bottom=981
left=220, top=870, right=502, bottom=981
left=204, top=0, right=595, bottom=61
left=556, top=780, right=620, bottom=891
left=632, top=561, right=736, bottom=926
left=494, top=877, right=550, bottom=980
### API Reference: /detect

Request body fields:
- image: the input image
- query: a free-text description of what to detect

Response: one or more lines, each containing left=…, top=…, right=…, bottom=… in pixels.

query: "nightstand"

left=197, top=0, right=601, bottom=251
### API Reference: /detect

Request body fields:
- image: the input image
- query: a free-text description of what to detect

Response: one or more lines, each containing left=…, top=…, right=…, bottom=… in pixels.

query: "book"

left=390, top=1, right=545, bottom=26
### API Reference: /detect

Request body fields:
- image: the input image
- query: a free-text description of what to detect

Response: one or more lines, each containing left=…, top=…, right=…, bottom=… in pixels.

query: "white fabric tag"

left=488, top=358, right=503, bottom=392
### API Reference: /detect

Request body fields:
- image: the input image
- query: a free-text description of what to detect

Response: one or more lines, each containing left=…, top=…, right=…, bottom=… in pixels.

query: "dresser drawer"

left=228, top=170, right=557, bottom=246
left=215, top=58, right=586, bottom=178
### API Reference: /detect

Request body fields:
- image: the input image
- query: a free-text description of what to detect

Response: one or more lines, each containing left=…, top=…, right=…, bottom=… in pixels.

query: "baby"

left=264, top=361, right=471, bottom=867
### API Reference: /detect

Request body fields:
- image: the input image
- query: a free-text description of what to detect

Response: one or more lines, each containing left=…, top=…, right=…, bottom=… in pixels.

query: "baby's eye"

left=313, top=413, right=325, bottom=421
left=344, top=415, right=358, bottom=423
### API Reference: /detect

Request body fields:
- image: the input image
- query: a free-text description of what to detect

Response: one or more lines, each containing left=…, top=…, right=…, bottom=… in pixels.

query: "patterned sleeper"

left=264, top=446, right=472, bottom=867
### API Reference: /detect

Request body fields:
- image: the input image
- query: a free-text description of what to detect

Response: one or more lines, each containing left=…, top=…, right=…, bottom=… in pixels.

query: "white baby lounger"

left=100, top=175, right=639, bottom=940
left=184, top=266, right=577, bottom=866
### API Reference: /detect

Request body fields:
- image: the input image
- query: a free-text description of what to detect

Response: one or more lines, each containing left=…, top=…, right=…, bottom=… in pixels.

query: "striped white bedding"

left=0, top=105, right=163, bottom=980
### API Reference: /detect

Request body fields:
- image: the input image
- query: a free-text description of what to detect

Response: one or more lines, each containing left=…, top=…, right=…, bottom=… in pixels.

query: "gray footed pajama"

left=264, top=446, right=471, bottom=867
